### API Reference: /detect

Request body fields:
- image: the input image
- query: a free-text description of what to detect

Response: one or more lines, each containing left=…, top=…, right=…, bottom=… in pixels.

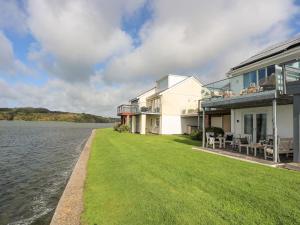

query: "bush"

left=113, top=122, right=121, bottom=131
left=189, top=127, right=224, bottom=140
left=190, top=130, right=202, bottom=140
left=205, top=127, right=224, bottom=137
left=114, top=123, right=130, bottom=133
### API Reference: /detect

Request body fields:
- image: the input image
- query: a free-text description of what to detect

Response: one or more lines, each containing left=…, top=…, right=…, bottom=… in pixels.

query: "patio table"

left=251, top=143, right=265, bottom=156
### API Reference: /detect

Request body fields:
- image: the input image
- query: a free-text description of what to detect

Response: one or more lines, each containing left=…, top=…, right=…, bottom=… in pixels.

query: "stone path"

left=50, top=129, right=96, bottom=225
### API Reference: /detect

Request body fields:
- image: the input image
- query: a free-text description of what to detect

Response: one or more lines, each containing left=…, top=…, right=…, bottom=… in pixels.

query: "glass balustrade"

left=202, top=66, right=281, bottom=101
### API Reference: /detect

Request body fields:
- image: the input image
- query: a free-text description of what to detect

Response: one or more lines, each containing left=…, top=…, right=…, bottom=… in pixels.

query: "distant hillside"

left=0, top=107, right=119, bottom=123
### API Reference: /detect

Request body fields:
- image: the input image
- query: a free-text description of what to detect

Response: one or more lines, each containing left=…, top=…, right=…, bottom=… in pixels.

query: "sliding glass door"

left=244, top=114, right=253, bottom=136
left=243, top=113, right=267, bottom=143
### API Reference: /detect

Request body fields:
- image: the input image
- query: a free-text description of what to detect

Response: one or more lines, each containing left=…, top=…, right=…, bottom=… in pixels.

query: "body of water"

left=0, top=121, right=112, bottom=225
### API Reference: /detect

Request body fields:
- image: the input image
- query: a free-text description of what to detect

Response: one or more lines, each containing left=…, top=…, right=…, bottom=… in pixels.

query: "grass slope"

left=82, top=129, right=300, bottom=225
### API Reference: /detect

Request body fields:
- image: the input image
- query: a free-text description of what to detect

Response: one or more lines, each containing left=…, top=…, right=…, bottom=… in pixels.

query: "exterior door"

left=244, top=113, right=267, bottom=143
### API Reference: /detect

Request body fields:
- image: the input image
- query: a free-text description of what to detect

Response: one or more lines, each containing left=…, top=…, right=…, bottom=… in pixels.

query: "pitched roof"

left=230, top=36, right=300, bottom=72
left=130, top=87, right=155, bottom=102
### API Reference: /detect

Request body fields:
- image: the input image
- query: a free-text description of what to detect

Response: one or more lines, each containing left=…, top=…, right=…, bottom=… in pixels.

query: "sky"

left=0, top=0, right=300, bottom=116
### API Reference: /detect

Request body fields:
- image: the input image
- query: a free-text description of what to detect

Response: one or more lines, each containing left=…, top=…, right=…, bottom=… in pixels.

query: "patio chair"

left=206, top=132, right=214, bottom=148
left=264, top=138, right=293, bottom=162
left=238, top=134, right=252, bottom=155
left=206, top=132, right=222, bottom=149
left=231, top=135, right=241, bottom=151
left=224, top=132, right=234, bottom=148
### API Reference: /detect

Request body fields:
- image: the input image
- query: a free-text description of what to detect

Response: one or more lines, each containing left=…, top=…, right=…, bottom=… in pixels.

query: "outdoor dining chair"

left=224, top=132, right=234, bottom=148
left=238, top=134, right=252, bottom=155
left=264, top=137, right=293, bottom=162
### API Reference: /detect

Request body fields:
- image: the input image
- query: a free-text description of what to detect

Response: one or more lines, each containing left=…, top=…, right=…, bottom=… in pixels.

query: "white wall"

left=140, top=114, right=146, bottom=134
left=161, top=77, right=203, bottom=115
left=161, top=115, right=182, bottom=134
left=232, top=104, right=293, bottom=139
left=137, top=88, right=156, bottom=107
left=277, top=105, right=293, bottom=137
left=131, top=116, right=136, bottom=133
left=168, top=75, right=188, bottom=88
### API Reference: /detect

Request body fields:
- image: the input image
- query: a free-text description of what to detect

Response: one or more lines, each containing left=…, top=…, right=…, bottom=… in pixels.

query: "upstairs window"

left=243, top=71, right=257, bottom=88
left=267, top=65, right=275, bottom=77
left=258, top=68, right=266, bottom=84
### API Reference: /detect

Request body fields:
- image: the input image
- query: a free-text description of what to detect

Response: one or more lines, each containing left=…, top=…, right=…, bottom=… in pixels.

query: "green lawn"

left=82, top=128, right=300, bottom=225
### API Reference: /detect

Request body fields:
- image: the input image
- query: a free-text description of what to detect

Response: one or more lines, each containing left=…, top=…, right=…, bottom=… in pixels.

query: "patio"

left=202, top=132, right=294, bottom=163
left=192, top=146, right=278, bottom=167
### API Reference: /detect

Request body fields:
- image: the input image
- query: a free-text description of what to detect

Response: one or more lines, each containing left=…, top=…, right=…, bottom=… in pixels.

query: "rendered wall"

left=232, top=104, right=293, bottom=139
left=161, top=78, right=203, bottom=115
left=136, top=89, right=156, bottom=107
left=161, top=115, right=182, bottom=134
left=131, top=116, right=136, bottom=133
left=140, top=114, right=146, bottom=134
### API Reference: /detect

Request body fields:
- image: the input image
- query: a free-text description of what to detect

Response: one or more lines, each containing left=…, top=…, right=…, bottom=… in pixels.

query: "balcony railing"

left=117, top=104, right=139, bottom=115
left=141, top=106, right=160, bottom=114
left=202, top=64, right=300, bottom=103
left=117, top=104, right=161, bottom=115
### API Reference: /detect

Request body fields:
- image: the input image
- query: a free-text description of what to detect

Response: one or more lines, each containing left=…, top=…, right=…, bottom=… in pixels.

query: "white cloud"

left=1, top=0, right=300, bottom=116
left=0, top=0, right=28, bottom=33
left=0, top=77, right=151, bottom=116
left=0, top=31, right=33, bottom=76
left=27, top=0, right=145, bottom=82
left=103, top=0, right=298, bottom=83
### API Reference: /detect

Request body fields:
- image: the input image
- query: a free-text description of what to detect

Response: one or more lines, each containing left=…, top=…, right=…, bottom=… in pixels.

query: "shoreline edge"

left=50, top=129, right=96, bottom=225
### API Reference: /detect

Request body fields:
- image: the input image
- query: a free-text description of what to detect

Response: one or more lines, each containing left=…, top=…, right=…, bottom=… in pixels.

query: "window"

left=258, top=68, right=266, bottom=84
left=267, top=65, right=275, bottom=77
left=155, top=118, right=160, bottom=128
left=243, top=71, right=257, bottom=88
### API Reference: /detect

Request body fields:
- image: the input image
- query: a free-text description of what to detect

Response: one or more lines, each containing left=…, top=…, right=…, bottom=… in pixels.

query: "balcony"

left=140, top=106, right=161, bottom=114
left=117, top=104, right=139, bottom=115
left=201, top=64, right=300, bottom=109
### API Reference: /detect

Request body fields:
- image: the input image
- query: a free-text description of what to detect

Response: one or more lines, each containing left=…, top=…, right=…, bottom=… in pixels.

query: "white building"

left=201, top=37, right=300, bottom=162
left=118, top=74, right=203, bottom=135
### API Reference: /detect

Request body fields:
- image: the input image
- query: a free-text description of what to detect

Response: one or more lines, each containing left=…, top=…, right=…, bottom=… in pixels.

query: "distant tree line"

left=0, top=107, right=120, bottom=123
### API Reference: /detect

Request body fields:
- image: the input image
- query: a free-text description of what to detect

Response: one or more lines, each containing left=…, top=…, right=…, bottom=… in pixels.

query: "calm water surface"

left=0, top=121, right=112, bottom=225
